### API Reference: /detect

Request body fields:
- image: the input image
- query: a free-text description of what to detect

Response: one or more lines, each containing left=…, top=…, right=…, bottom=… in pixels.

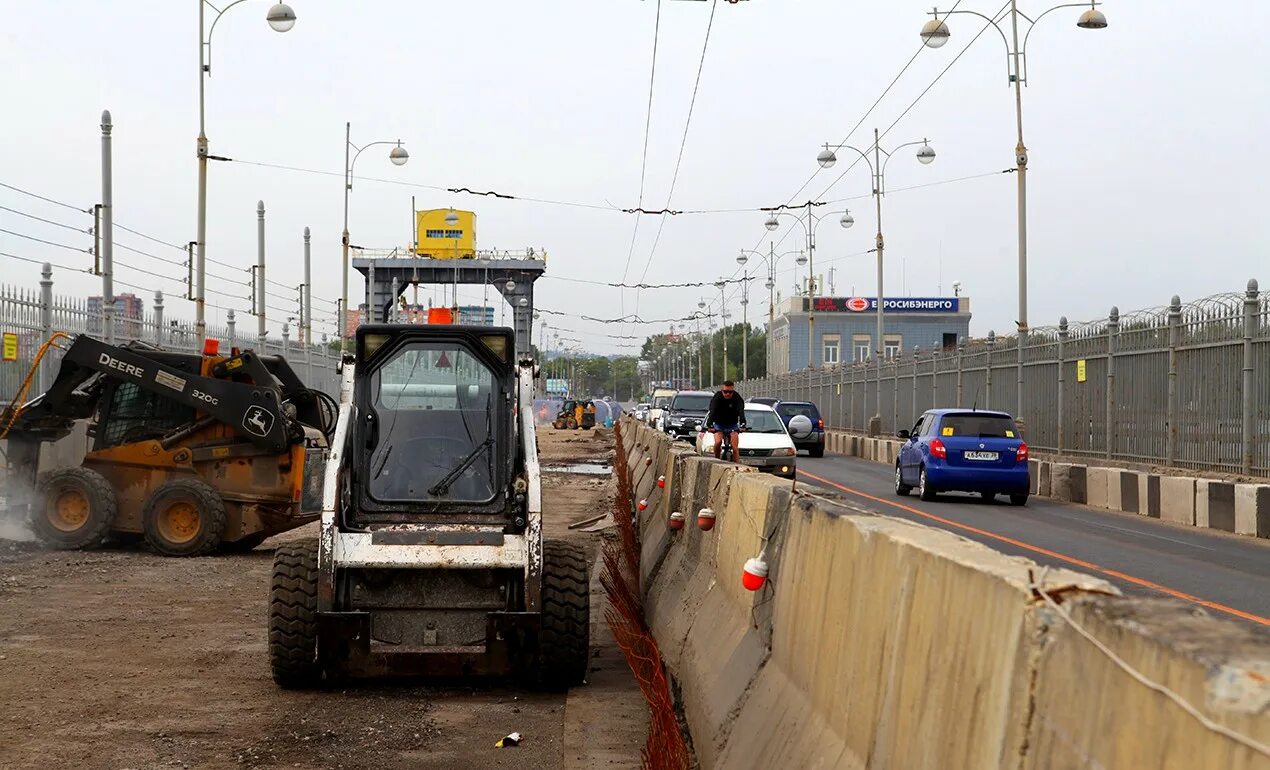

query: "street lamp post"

left=194, top=1, right=297, bottom=345
left=920, top=2, right=1107, bottom=421
left=817, top=129, right=936, bottom=435
left=340, top=123, right=409, bottom=354
left=764, top=207, right=852, bottom=370
left=740, top=272, right=749, bottom=381
left=715, top=280, right=730, bottom=383
left=738, top=243, right=805, bottom=379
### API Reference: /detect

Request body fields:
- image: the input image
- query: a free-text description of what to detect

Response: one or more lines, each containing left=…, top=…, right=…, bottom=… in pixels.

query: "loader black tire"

left=538, top=539, right=590, bottom=690
left=31, top=467, right=118, bottom=550
left=269, top=539, right=321, bottom=689
left=142, top=478, right=227, bottom=557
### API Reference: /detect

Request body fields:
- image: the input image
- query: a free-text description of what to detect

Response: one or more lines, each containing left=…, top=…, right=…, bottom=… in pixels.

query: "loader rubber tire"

left=269, top=539, right=321, bottom=689
left=538, top=539, right=590, bottom=690
left=142, top=478, right=227, bottom=557
left=31, top=467, right=118, bottom=550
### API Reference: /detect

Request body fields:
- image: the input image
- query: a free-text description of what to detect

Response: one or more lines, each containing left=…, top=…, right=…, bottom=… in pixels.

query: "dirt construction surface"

left=0, top=428, right=645, bottom=769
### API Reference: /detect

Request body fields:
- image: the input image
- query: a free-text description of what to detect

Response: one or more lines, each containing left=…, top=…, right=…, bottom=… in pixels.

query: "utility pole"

left=256, top=201, right=267, bottom=349
left=99, top=110, right=115, bottom=345
left=303, top=226, right=312, bottom=381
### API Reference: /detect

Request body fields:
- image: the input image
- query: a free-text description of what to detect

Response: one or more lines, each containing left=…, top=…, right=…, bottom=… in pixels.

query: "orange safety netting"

left=601, top=422, right=691, bottom=770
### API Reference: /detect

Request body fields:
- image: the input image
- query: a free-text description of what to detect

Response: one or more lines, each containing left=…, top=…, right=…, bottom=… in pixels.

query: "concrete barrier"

left=622, top=418, right=1270, bottom=769
left=1026, top=598, right=1270, bottom=770
left=1197, top=479, right=1237, bottom=532
left=1051, top=463, right=1088, bottom=504
left=1138, top=473, right=1162, bottom=517
left=1111, top=469, right=1141, bottom=513
left=1160, top=476, right=1198, bottom=526
left=1086, top=466, right=1113, bottom=509
left=1236, top=484, right=1270, bottom=537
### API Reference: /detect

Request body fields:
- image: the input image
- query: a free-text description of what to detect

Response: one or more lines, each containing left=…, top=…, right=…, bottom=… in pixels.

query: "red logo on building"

left=846, top=297, right=869, bottom=312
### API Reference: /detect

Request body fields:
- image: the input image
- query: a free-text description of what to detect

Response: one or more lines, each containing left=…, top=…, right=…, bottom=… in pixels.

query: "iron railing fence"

left=1, top=265, right=339, bottom=406
left=741, top=280, right=1268, bottom=477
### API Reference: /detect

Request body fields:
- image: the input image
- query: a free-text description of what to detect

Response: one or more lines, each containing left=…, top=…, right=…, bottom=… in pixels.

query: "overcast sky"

left=2, top=1, right=1268, bottom=354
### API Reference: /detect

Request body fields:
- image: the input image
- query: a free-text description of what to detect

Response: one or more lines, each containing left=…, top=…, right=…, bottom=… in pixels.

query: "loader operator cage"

left=353, top=326, right=515, bottom=521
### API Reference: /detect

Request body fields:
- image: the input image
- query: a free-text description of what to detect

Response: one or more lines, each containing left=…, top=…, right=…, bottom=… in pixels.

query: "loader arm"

left=13, top=336, right=297, bottom=454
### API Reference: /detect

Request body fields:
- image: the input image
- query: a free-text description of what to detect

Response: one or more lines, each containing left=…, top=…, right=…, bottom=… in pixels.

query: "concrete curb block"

left=1235, top=484, right=1270, bottom=537
left=1160, top=477, right=1197, bottom=526
left=822, top=429, right=1267, bottom=538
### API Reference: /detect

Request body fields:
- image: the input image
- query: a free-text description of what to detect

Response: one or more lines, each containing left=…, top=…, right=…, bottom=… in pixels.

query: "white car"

left=694, top=404, right=797, bottom=479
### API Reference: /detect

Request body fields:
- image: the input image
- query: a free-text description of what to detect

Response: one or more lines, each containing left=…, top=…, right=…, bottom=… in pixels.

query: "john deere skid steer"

left=2, top=335, right=332, bottom=556
left=268, top=324, right=589, bottom=687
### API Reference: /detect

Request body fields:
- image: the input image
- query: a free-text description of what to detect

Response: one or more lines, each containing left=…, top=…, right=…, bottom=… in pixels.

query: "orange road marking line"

left=798, top=469, right=1270, bottom=627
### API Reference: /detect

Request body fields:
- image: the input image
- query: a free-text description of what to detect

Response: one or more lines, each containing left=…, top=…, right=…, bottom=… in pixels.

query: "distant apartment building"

left=87, top=293, right=144, bottom=337
left=456, top=305, right=495, bottom=326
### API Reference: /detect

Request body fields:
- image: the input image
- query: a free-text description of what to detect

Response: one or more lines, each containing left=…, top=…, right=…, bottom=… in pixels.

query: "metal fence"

left=1, top=264, right=340, bottom=406
left=741, top=280, right=1269, bottom=477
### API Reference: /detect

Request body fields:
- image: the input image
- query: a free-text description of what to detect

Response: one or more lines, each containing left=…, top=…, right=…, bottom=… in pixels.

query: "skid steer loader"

left=1, top=335, right=333, bottom=556
left=268, top=324, right=589, bottom=687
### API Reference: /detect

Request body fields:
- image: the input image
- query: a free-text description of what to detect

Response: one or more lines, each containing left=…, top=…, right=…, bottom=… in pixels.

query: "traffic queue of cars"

left=633, top=389, right=1030, bottom=505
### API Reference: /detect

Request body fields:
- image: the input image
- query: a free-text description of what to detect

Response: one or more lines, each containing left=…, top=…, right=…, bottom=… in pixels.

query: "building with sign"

left=767, top=295, right=972, bottom=374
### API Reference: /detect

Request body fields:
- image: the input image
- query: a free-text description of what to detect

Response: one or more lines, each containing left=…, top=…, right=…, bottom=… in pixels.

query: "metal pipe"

left=194, top=0, right=208, bottom=345
left=1242, top=280, right=1259, bottom=475
left=1166, top=297, right=1181, bottom=466
left=1010, top=0, right=1030, bottom=423
left=303, top=227, right=312, bottom=341
left=303, top=226, right=312, bottom=379
left=100, top=110, right=115, bottom=345
left=1106, top=306, right=1118, bottom=458
left=340, top=121, right=351, bottom=354
left=872, top=128, right=886, bottom=436
left=257, top=201, right=266, bottom=346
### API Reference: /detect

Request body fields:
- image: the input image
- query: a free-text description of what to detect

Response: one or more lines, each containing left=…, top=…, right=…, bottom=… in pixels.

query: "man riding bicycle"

left=706, top=381, right=746, bottom=462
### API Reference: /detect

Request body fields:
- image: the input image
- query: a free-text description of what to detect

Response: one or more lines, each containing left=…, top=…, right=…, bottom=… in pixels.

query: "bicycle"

left=711, top=425, right=747, bottom=462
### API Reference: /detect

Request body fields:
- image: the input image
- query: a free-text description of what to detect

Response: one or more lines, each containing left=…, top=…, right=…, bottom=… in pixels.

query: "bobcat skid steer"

left=269, top=325, right=589, bottom=688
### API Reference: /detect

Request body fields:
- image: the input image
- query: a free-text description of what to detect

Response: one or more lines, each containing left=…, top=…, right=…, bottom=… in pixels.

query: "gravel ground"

left=0, top=427, right=642, bottom=770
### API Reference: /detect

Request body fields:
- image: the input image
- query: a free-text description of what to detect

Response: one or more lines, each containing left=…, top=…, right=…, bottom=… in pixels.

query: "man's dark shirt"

left=707, top=391, right=746, bottom=428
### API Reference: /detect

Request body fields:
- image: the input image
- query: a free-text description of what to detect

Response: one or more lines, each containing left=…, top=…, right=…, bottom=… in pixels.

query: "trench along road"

left=795, top=452, right=1270, bottom=628
left=0, top=428, right=645, bottom=770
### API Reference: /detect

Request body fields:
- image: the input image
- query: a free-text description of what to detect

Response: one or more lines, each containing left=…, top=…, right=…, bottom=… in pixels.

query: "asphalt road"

left=796, top=454, right=1270, bottom=628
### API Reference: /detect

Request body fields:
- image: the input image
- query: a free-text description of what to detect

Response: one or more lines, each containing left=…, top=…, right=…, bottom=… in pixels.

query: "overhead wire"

left=618, top=0, right=666, bottom=321
left=0, top=181, right=90, bottom=213
left=813, top=1, right=1007, bottom=201
left=706, top=0, right=986, bottom=328
left=633, top=0, right=719, bottom=290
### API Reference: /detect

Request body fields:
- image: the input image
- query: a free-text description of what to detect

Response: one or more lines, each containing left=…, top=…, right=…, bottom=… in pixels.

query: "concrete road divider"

left=623, top=419, right=1270, bottom=769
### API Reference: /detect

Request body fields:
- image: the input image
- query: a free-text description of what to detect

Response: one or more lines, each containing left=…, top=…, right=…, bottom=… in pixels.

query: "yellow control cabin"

left=415, top=209, right=476, bottom=259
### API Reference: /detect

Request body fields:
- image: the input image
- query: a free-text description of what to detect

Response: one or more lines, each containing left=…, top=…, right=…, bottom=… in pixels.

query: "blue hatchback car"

left=895, top=409, right=1030, bottom=505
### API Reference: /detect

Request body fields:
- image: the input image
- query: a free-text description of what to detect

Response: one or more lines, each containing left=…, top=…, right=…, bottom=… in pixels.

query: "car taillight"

left=1017, top=442, right=1029, bottom=464
left=929, top=438, right=947, bottom=459
left=817, top=418, right=824, bottom=430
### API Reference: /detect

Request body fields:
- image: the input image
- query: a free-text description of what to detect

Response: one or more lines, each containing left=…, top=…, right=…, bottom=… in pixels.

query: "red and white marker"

left=668, top=511, right=685, bottom=531
left=657, top=475, right=666, bottom=489
left=638, top=498, right=648, bottom=511
left=742, top=556, right=769, bottom=591
left=697, top=507, right=716, bottom=531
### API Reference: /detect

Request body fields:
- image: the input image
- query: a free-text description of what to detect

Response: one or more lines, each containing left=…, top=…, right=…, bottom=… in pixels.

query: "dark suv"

left=664, top=390, right=713, bottom=441
left=775, top=401, right=826, bottom=457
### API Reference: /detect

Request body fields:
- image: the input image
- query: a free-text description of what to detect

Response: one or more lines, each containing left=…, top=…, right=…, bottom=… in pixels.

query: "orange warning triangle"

left=436, top=351, right=452, bottom=368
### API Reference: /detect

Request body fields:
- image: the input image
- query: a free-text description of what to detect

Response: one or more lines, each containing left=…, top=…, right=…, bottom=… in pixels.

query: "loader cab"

left=352, top=325, right=518, bottom=527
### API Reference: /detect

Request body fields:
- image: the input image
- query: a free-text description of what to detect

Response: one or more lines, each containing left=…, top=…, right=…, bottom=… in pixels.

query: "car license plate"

left=964, top=451, right=999, bottom=461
